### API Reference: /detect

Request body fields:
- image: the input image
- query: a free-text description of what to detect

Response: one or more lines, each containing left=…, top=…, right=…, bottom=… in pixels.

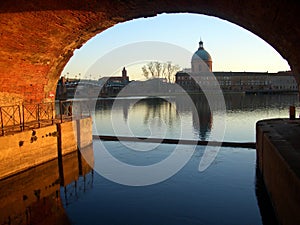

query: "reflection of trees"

left=96, top=98, right=179, bottom=132
left=96, top=99, right=131, bottom=122
left=132, top=98, right=178, bottom=128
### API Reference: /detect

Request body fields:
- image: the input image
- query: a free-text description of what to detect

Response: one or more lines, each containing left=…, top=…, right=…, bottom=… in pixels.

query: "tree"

left=165, top=62, right=180, bottom=83
left=141, top=61, right=180, bottom=82
left=142, top=66, right=149, bottom=79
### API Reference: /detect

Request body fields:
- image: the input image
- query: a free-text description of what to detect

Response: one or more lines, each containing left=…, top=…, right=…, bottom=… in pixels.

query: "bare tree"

left=142, top=61, right=180, bottom=82
left=166, top=62, right=180, bottom=83
left=148, top=62, right=156, bottom=78
left=142, top=65, right=149, bottom=79
left=154, top=61, right=162, bottom=78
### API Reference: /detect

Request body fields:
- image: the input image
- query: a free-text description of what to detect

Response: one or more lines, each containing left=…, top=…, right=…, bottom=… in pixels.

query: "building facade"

left=98, top=67, right=130, bottom=96
left=176, top=41, right=298, bottom=93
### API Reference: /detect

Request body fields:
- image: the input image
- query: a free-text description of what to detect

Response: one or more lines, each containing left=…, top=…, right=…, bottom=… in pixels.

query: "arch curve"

left=0, top=0, right=300, bottom=104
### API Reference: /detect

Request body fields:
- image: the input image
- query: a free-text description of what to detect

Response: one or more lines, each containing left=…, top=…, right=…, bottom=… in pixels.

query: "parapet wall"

left=0, top=117, right=92, bottom=180
left=256, top=119, right=300, bottom=225
left=0, top=125, right=58, bottom=179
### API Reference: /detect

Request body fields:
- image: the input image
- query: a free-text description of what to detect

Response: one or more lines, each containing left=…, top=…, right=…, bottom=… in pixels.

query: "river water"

left=93, top=93, right=299, bottom=142
left=1, top=93, right=299, bottom=225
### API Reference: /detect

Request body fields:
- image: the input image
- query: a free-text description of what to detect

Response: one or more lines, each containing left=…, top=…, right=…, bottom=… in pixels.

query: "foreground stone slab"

left=256, top=118, right=300, bottom=225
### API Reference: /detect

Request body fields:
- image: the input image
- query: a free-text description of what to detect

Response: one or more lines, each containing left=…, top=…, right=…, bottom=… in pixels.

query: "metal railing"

left=57, top=100, right=92, bottom=123
left=0, top=105, right=22, bottom=135
left=0, top=100, right=92, bottom=136
left=22, top=103, right=54, bottom=129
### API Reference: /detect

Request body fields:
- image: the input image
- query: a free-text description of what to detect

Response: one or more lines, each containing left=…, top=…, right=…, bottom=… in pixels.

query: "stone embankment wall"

left=256, top=119, right=300, bottom=225
left=0, top=117, right=92, bottom=180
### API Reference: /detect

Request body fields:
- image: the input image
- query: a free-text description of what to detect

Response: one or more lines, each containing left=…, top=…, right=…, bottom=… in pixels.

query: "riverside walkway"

left=0, top=100, right=90, bottom=136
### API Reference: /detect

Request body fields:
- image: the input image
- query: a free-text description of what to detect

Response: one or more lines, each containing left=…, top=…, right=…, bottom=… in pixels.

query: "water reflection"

left=224, top=93, right=299, bottom=111
left=94, top=93, right=299, bottom=142
left=95, top=97, right=180, bottom=138
left=60, top=147, right=94, bottom=207
left=255, top=164, right=279, bottom=225
left=175, top=94, right=212, bottom=140
left=0, top=146, right=94, bottom=225
left=0, top=158, right=68, bottom=225
left=135, top=98, right=178, bottom=128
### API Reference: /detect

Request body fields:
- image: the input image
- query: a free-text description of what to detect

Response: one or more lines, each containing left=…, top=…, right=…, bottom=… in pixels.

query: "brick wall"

left=0, top=1, right=300, bottom=105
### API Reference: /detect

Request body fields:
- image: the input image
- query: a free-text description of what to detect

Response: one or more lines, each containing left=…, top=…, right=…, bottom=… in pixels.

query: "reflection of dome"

left=191, top=40, right=212, bottom=72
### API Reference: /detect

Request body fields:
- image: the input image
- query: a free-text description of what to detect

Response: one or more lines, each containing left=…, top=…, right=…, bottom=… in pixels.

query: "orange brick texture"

left=0, top=0, right=300, bottom=105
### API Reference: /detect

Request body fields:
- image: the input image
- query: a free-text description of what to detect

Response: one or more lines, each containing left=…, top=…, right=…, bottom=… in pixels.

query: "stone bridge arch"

left=0, top=0, right=300, bottom=105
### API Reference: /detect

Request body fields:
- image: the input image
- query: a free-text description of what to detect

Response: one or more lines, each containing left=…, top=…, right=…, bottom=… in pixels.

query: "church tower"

left=122, top=67, right=127, bottom=78
left=122, top=67, right=129, bottom=82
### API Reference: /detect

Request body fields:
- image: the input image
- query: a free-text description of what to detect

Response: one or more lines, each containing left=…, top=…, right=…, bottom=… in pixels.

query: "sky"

left=62, top=13, right=290, bottom=81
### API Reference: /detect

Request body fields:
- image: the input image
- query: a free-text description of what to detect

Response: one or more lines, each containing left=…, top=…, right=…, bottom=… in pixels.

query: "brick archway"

left=1, top=0, right=300, bottom=105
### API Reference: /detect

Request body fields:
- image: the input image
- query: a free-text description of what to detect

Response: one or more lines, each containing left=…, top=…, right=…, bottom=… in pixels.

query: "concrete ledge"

left=59, top=120, right=78, bottom=155
left=77, top=117, right=93, bottom=149
left=0, top=125, right=58, bottom=179
left=0, top=117, right=93, bottom=180
left=256, top=119, right=300, bottom=225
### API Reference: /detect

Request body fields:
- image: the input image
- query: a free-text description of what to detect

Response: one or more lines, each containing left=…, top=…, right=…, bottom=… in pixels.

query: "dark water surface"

left=68, top=143, right=260, bottom=225
left=2, top=93, right=299, bottom=225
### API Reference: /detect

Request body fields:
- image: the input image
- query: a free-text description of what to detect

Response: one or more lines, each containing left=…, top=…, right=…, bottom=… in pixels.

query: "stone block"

left=0, top=125, right=58, bottom=180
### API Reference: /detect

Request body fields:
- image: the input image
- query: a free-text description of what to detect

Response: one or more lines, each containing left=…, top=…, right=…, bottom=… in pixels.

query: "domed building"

left=175, top=40, right=213, bottom=92
left=191, top=40, right=212, bottom=72
left=175, top=40, right=297, bottom=94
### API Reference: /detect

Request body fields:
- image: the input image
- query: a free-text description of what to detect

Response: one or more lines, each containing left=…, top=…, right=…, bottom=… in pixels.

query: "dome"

left=192, top=41, right=212, bottom=62
left=191, top=40, right=213, bottom=72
